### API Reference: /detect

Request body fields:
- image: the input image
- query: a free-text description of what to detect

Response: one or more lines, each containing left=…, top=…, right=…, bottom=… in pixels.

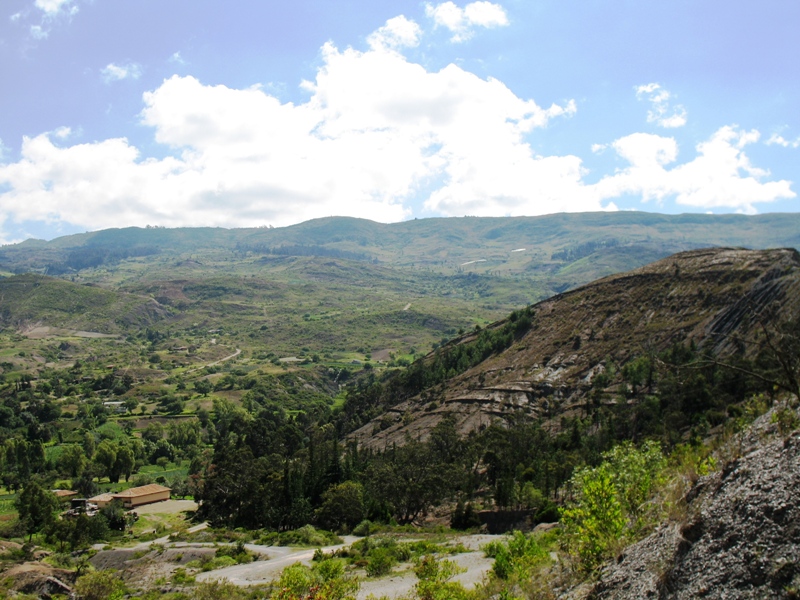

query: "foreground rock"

left=587, top=410, right=800, bottom=599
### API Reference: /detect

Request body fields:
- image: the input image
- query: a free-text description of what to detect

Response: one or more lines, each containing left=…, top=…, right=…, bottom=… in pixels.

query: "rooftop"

left=112, top=484, right=171, bottom=498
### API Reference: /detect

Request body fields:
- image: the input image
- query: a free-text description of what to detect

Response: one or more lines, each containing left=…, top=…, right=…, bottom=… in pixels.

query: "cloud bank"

left=0, top=12, right=795, bottom=242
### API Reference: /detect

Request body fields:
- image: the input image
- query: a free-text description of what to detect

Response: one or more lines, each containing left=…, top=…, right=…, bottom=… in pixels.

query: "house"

left=111, top=483, right=171, bottom=508
left=88, top=492, right=116, bottom=509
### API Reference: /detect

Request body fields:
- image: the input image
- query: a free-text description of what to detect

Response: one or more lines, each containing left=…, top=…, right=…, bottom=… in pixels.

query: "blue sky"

left=0, top=0, right=798, bottom=243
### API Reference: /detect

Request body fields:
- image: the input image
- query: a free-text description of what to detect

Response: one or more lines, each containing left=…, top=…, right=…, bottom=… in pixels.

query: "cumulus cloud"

left=0, top=17, right=794, bottom=238
left=102, top=62, right=143, bottom=83
left=0, top=26, right=579, bottom=233
left=636, top=83, right=687, bottom=128
left=425, top=1, right=509, bottom=42
left=594, top=126, right=794, bottom=213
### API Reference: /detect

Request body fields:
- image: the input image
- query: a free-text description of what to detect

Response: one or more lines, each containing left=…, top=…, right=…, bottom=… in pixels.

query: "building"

left=88, top=492, right=116, bottom=509
left=110, top=483, right=171, bottom=508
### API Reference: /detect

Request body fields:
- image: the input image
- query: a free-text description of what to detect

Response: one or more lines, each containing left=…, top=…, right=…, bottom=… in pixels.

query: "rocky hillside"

left=349, top=247, right=800, bottom=450
left=584, top=405, right=800, bottom=599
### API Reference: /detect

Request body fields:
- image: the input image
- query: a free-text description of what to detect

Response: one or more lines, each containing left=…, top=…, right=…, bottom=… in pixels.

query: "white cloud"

left=426, top=1, right=509, bottom=42
left=30, top=24, right=48, bottom=39
left=0, top=18, right=793, bottom=238
left=766, top=133, right=800, bottom=148
left=367, top=16, right=422, bottom=51
left=15, top=0, right=80, bottom=41
left=34, top=0, right=77, bottom=17
left=101, top=62, right=143, bottom=83
left=0, top=32, right=578, bottom=233
left=594, top=126, right=795, bottom=212
left=169, top=51, right=187, bottom=65
left=635, top=83, right=687, bottom=128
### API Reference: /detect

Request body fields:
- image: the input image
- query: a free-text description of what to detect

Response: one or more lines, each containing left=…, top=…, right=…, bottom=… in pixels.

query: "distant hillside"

left=0, top=274, right=169, bottom=333
left=2, top=213, right=800, bottom=298
left=345, top=247, right=800, bottom=449
left=2, top=213, right=800, bottom=360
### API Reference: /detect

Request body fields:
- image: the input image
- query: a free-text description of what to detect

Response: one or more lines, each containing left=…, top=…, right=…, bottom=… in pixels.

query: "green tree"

left=59, top=444, right=88, bottom=478
left=194, top=379, right=213, bottom=396
left=15, top=480, right=60, bottom=540
left=93, top=439, right=117, bottom=481
left=314, top=481, right=365, bottom=532
left=141, top=422, right=164, bottom=443
left=560, top=441, right=665, bottom=572
left=113, top=444, right=135, bottom=482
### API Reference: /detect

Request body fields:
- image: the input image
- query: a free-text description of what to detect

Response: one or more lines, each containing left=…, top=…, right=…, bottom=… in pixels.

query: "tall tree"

left=16, top=480, right=60, bottom=540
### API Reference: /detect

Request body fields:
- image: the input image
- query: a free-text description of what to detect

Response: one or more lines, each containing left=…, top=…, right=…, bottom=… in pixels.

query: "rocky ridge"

left=350, top=248, right=800, bottom=450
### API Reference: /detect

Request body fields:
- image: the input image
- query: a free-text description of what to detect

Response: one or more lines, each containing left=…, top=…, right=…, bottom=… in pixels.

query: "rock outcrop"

left=586, top=407, right=800, bottom=599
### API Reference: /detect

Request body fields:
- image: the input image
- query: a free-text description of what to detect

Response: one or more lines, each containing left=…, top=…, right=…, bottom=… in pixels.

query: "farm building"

left=111, top=484, right=171, bottom=508
left=88, top=493, right=115, bottom=509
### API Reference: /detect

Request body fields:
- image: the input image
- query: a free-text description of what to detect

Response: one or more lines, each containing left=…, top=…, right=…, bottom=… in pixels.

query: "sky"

left=0, top=0, right=798, bottom=244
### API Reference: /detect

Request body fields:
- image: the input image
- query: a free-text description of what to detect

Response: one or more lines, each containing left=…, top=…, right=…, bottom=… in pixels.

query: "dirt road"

left=195, top=536, right=360, bottom=586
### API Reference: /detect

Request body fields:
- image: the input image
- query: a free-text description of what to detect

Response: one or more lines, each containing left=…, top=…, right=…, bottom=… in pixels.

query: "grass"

left=0, top=494, right=17, bottom=517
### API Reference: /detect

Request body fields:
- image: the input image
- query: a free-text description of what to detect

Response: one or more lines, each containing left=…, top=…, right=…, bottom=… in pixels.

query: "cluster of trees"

left=195, top=321, right=789, bottom=533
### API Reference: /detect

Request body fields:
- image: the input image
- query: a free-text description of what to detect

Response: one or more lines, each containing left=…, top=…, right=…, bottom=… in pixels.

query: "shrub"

left=74, top=569, right=126, bottom=600
left=561, top=441, right=666, bottom=572
left=365, top=547, right=394, bottom=577
left=351, top=520, right=374, bottom=537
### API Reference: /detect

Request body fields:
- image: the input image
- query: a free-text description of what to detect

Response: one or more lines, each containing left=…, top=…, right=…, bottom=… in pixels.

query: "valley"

left=0, top=213, right=799, bottom=599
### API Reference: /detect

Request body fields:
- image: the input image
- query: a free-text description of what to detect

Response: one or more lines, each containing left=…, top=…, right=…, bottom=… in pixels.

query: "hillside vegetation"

left=0, top=216, right=799, bottom=599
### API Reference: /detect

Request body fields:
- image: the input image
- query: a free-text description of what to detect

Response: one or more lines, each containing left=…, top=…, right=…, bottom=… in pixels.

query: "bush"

left=351, top=519, right=375, bottom=537
left=365, top=547, right=394, bottom=577
left=74, top=569, right=126, bottom=600
left=561, top=440, right=666, bottom=572
left=413, top=555, right=469, bottom=600
left=270, top=562, right=358, bottom=599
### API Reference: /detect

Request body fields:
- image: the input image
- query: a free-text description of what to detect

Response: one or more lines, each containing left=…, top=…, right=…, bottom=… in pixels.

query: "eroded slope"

left=350, top=248, right=800, bottom=450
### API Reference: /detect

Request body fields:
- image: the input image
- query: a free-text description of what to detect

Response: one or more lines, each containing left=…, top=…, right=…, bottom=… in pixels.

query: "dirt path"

left=196, top=534, right=502, bottom=596
left=184, top=348, right=241, bottom=374
left=195, top=536, right=360, bottom=586
left=356, top=550, right=494, bottom=599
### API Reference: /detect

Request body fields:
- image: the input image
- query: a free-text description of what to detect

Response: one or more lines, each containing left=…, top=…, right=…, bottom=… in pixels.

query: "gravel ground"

left=196, top=534, right=504, bottom=598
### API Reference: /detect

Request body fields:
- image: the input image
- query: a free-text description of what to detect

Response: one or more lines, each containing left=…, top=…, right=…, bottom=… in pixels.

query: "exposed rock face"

left=350, top=248, right=800, bottom=450
left=587, top=410, right=800, bottom=599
